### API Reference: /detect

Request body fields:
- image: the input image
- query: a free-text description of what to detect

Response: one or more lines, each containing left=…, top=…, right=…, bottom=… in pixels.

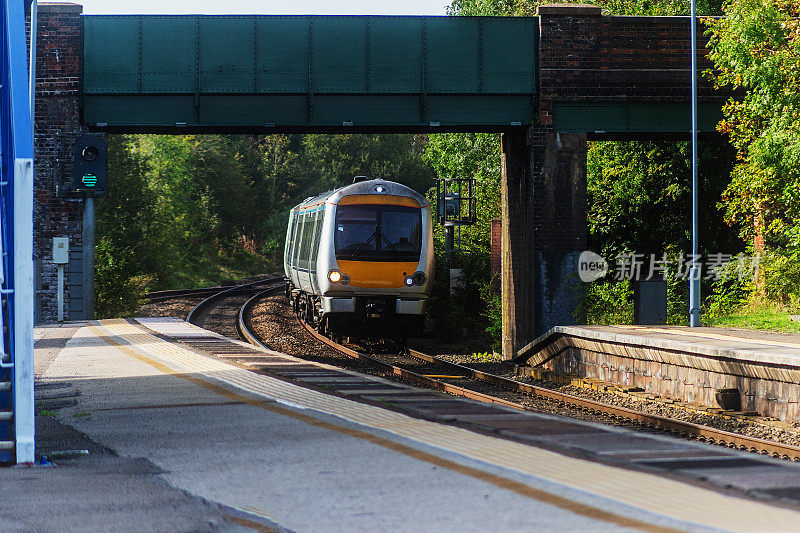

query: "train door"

left=284, top=210, right=297, bottom=278
left=298, top=210, right=314, bottom=292
left=291, top=211, right=305, bottom=287
left=309, top=207, right=324, bottom=294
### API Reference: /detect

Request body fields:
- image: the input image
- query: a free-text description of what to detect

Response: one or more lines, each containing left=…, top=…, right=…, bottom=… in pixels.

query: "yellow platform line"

left=87, top=320, right=800, bottom=532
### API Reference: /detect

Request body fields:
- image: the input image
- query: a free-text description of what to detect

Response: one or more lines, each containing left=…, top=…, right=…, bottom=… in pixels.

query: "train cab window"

left=335, top=204, right=421, bottom=261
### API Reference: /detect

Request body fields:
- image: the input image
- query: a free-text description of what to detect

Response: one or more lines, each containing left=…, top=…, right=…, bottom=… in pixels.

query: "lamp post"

left=689, top=0, right=701, bottom=327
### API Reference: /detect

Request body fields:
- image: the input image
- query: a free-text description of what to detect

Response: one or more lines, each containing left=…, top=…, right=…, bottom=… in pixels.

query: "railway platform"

left=15, top=318, right=800, bottom=532
left=515, top=325, right=800, bottom=421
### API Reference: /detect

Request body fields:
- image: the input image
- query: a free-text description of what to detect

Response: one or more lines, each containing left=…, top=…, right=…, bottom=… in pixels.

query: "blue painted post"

left=689, top=0, right=701, bottom=327
left=1, top=0, right=35, bottom=463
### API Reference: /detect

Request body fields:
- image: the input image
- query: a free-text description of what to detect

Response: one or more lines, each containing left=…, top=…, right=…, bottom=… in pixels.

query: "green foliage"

left=303, top=134, right=436, bottom=195
left=482, top=283, right=503, bottom=352
left=706, top=0, right=800, bottom=247
left=759, top=250, right=800, bottom=308
left=580, top=279, right=634, bottom=325
left=704, top=0, right=800, bottom=311
left=421, top=133, right=501, bottom=345
left=587, top=140, right=739, bottom=259
left=705, top=301, right=800, bottom=332
left=94, top=237, right=150, bottom=318
left=447, top=0, right=723, bottom=17
left=703, top=257, right=754, bottom=319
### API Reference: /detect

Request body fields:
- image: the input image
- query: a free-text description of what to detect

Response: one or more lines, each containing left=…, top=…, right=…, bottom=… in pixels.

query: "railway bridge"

left=32, top=3, right=722, bottom=362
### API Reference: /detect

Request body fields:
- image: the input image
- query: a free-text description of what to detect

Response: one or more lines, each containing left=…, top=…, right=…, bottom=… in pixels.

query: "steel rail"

left=284, top=317, right=800, bottom=461
left=147, top=286, right=232, bottom=302
left=236, top=287, right=284, bottom=349
left=230, top=288, right=800, bottom=461
left=186, top=277, right=284, bottom=326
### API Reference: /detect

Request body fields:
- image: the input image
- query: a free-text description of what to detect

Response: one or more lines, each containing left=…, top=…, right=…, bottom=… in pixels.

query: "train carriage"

left=284, top=177, right=434, bottom=339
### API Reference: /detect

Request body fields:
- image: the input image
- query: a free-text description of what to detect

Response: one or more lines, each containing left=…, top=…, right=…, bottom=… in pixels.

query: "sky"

left=65, top=0, right=449, bottom=16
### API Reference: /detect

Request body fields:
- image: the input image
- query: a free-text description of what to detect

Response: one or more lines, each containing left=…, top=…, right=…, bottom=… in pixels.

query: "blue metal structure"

left=1, top=0, right=35, bottom=464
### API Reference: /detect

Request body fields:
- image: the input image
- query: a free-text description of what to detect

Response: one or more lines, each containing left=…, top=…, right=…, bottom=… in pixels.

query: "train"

left=284, top=176, right=434, bottom=341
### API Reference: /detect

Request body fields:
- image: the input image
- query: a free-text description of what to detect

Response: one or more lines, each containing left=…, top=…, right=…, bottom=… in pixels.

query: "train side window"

left=310, top=208, right=324, bottom=269
left=299, top=211, right=314, bottom=270
left=292, top=212, right=305, bottom=269
left=284, top=213, right=296, bottom=265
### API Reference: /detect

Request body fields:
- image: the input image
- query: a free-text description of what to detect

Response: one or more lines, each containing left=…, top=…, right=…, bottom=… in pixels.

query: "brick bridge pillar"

left=29, top=3, right=88, bottom=322
left=501, top=4, right=598, bottom=359
left=501, top=128, right=587, bottom=359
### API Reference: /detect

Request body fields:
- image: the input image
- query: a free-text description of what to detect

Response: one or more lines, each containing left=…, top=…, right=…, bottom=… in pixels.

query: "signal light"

left=73, top=135, right=107, bottom=197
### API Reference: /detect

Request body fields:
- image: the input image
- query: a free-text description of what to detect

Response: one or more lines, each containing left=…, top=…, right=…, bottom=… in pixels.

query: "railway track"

left=150, top=284, right=800, bottom=461
left=183, top=278, right=284, bottom=338
left=232, top=291, right=800, bottom=461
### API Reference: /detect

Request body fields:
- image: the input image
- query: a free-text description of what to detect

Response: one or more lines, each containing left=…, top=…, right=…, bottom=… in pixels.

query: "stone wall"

left=527, top=333, right=800, bottom=422
left=29, top=3, right=87, bottom=322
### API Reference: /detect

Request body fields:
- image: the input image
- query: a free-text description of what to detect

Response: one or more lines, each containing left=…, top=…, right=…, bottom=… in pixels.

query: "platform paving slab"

left=25, top=318, right=800, bottom=532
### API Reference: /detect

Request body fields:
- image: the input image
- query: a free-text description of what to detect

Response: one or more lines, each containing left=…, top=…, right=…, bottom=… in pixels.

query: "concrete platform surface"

left=522, top=324, right=800, bottom=368
left=17, top=318, right=800, bottom=532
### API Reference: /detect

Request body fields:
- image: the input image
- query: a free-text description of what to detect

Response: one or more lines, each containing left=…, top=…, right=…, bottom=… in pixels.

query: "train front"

left=320, top=180, right=434, bottom=339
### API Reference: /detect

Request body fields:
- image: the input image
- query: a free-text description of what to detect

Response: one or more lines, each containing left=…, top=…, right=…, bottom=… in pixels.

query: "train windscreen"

left=335, top=204, right=421, bottom=261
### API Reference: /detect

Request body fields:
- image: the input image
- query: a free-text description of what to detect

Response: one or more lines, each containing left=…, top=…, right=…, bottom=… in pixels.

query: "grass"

left=705, top=302, right=800, bottom=333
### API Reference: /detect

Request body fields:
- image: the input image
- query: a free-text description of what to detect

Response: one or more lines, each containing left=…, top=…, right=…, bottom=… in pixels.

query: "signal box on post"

left=73, top=134, right=108, bottom=197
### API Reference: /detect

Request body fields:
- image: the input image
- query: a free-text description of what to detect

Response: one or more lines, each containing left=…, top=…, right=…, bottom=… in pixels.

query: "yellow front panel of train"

left=337, top=260, right=419, bottom=288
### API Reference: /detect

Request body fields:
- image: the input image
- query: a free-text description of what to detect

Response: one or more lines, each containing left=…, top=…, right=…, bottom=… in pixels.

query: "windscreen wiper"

left=380, top=234, right=402, bottom=259
left=349, top=231, right=377, bottom=259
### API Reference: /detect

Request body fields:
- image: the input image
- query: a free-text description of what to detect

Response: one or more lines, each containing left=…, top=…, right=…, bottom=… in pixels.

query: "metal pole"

left=57, top=264, right=63, bottom=321
left=689, top=0, right=701, bottom=327
left=7, top=0, right=37, bottom=464
left=82, top=197, right=95, bottom=319
left=444, top=223, right=454, bottom=295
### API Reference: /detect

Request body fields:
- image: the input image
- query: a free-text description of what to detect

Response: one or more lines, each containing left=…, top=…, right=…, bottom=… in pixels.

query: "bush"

left=94, top=237, right=150, bottom=318
left=579, top=279, right=634, bottom=325
left=760, top=249, right=800, bottom=310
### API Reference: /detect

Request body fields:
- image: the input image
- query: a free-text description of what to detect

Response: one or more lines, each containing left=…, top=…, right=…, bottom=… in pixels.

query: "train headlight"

left=405, top=272, right=427, bottom=286
left=328, top=270, right=351, bottom=285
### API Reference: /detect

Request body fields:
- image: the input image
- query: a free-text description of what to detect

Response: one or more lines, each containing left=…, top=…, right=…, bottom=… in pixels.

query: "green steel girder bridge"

left=82, top=15, right=721, bottom=133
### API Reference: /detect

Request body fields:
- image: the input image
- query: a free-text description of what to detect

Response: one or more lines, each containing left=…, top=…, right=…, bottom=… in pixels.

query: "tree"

left=706, top=0, right=800, bottom=247
left=705, top=0, right=800, bottom=304
left=302, top=134, right=436, bottom=194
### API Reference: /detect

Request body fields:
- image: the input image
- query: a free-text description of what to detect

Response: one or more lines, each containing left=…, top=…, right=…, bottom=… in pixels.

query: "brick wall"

left=29, top=3, right=87, bottom=322
left=537, top=5, right=718, bottom=123
left=490, top=219, right=501, bottom=292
